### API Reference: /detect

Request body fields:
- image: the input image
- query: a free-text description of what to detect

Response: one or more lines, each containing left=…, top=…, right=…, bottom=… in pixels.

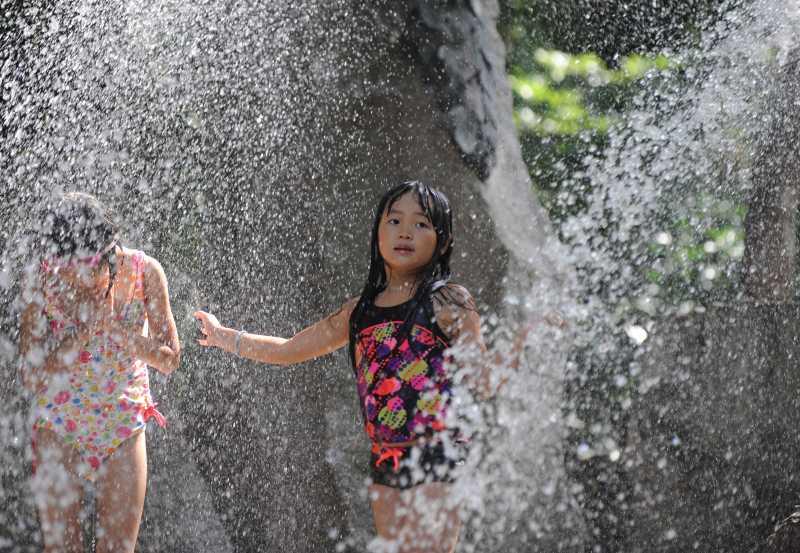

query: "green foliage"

left=498, top=0, right=732, bottom=67
left=508, top=47, right=749, bottom=311
left=510, top=49, right=674, bottom=137
left=500, top=5, right=753, bottom=544
left=508, top=48, right=676, bottom=236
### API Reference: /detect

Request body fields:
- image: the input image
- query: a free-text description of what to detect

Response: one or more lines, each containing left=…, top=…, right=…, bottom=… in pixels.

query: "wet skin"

left=196, top=192, right=471, bottom=552
left=191, top=191, right=563, bottom=551
left=20, top=246, right=181, bottom=553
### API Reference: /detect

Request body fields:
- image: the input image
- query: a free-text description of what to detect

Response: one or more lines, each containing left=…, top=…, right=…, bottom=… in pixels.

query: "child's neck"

left=382, top=273, right=419, bottom=301
left=385, top=281, right=415, bottom=293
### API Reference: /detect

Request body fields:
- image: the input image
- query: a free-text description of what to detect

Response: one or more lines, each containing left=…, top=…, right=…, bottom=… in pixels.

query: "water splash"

left=2, top=0, right=799, bottom=551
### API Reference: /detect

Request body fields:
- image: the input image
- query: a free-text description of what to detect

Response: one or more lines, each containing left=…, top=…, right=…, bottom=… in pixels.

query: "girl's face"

left=378, top=191, right=438, bottom=277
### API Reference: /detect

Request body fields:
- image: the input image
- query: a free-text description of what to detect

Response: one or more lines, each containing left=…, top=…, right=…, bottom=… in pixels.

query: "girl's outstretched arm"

left=194, top=297, right=358, bottom=366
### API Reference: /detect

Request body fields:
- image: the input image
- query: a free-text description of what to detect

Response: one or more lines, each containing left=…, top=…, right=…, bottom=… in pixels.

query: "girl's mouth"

left=394, top=246, right=415, bottom=254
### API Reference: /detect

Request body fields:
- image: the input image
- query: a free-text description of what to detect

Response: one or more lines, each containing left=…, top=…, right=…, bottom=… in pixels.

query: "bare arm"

left=437, top=285, right=551, bottom=400
left=434, top=287, right=494, bottom=399
left=107, top=256, right=181, bottom=374
left=194, top=297, right=358, bottom=366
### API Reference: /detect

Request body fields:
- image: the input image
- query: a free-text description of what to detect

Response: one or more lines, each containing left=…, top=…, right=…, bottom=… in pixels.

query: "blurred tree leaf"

left=510, top=49, right=676, bottom=138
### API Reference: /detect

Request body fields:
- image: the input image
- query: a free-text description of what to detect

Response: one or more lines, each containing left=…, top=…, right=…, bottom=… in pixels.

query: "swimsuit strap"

left=130, top=250, right=147, bottom=291
left=109, top=249, right=147, bottom=322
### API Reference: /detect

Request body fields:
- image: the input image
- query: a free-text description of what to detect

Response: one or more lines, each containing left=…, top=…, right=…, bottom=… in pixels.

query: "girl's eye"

left=416, top=221, right=430, bottom=229
left=387, top=218, right=400, bottom=225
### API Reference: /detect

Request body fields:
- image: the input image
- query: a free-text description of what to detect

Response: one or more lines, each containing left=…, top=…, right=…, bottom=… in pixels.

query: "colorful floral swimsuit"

left=31, top=250, right=165, bottom=479
left=351, top=295, right=464, bottom=489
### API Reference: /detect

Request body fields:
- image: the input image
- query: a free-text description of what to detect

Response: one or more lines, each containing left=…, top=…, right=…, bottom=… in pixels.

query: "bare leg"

left=95, top=430, right=147, bottom=553
left=31, top=429, right=84, bottom=553
left=369, top=482, right=461, bottom=553
left=399, top=482, right=461, bottom=553
left=370, top=482, right=404, bottom=551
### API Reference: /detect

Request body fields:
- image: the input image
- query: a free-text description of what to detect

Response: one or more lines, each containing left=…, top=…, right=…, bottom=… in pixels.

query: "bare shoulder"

left=133, top=251, right=169, bottom=293
left=115, top=247, right=162, bottom=281
left=138, top=251, right=166, bottom=279
left=325, top=296, right=361, bottom=330
left=433, top=283, right=477, bottom=314
left=128, top=251, right=169, bottom=305
left=336, top=296, right=360, bottom=318
left=432, top=283, right=479, bottom=340
left=343, top=296, right=360, bottom=312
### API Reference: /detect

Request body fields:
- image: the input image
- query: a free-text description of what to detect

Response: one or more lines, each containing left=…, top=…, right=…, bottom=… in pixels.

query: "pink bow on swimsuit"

left=142, top=403, right=167, bottom=428
left=372, top=443, right=405, bottom=472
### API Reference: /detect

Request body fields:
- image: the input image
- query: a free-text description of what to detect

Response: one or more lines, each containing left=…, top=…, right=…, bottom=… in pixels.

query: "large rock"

left=1, top=1, right=576, bottom=551
left=618, top=304, right=800, bottom=552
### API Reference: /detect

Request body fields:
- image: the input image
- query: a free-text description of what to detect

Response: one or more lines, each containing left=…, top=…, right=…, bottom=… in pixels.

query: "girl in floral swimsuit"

left=18, top=192, right=181, bottom=553
left=195, top=181, right=533, bottom=553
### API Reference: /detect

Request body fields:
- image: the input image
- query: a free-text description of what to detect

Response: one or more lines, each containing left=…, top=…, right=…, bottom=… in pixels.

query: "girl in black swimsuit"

left=195, top=181, right=534, bottom=553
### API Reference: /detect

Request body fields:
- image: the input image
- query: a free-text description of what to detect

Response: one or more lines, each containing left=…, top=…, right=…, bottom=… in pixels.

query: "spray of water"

left=2, top=0, right=800, bottom=551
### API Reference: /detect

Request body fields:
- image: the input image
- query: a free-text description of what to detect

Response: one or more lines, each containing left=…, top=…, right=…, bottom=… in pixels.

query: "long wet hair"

left=38, top=192, right=120, bottom=297
left=348, top=180, right=454, bottom=366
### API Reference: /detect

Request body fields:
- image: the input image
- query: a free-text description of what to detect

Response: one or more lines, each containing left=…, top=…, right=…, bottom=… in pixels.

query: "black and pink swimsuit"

left=351, top=296, right=463, bottom=488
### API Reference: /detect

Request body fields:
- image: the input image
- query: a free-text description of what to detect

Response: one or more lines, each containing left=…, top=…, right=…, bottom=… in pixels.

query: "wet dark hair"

left=39, top=192, right=120, bottom=297
left=348, top=180, right=454, bottom=365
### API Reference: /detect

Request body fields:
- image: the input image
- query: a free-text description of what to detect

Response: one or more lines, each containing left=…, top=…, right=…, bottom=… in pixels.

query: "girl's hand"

left=193, top=310, right=222, bottom=347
